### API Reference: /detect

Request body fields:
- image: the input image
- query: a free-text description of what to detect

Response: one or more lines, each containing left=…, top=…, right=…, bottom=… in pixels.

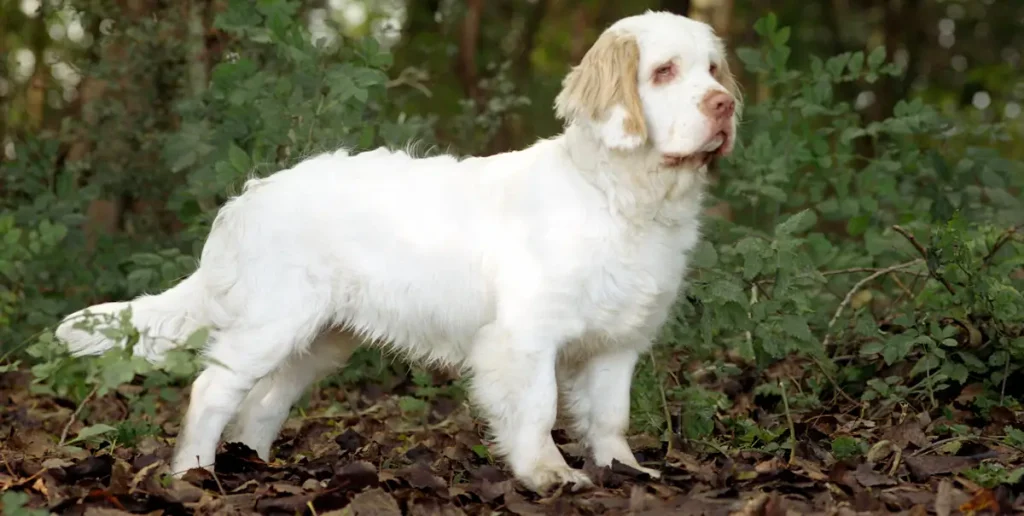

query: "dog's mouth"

left=661, top=131, right=731, bottom=168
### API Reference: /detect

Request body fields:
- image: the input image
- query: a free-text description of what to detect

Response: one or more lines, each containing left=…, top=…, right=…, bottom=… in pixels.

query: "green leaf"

left=860, top=341, right=884, bottom=356
left=2, top=490, right=50, bottom=516
left=957, top=351, right=986, bottom=372
left=782, top=315, right=815, bottom=343
left=183, top=327, right=210, bottom=350
left=228, top=143, right=252, bottom=173
left=743, top=251, right=764, bottom=280
left=831, top=436, right=861, bottom=459
left=826, top=53, right=851, bottom=78
left=775, top=209, right=817, bottom=237
left=882, top=334, right=915, bottom=365
left=846, top=215, right=870, bottom=237
left=773, top=27, right=791, bottom=47
left=398, top=396, right=428, bottom=415
left=471, top=444, right=492, bottom=461
left=66, top=423, right=117, bottom=445
left=692, top=241, right=718, bottom=268
left=867, top=46, right=887, bottom=70
left=735, top=47, right=764, bottom=71
left=848, top=51, right=865, bottom=76
left=1004, top=426, right=1024, bottom=447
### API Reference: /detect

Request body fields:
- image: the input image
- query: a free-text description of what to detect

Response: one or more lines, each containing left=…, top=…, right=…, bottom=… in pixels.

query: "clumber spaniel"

left=56, top=11, right=741, bottom=492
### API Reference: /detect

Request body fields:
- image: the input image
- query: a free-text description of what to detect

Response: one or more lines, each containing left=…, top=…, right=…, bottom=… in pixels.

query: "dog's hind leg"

left=168, top=280, right=331, bottom=476
left=224, top=329, right=359, bottom=460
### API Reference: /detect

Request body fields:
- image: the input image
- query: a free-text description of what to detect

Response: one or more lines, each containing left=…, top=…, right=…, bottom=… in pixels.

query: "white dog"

left=56, top=11, right=741, bottom=493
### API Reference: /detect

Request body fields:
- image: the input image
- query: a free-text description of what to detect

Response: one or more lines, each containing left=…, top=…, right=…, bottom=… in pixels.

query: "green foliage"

left=65, top=423, right=118, bottom=446
left=962, top=462, right=1024, bottom=489
left=0, top=491, right=49, bottom=516
left=646, top=14, right=1023, bottom=450
left=830, top=436, right=865, bottom=460
left=165, top=0, right=430, bottom=224
left=2, top=1, right=429, bottom=423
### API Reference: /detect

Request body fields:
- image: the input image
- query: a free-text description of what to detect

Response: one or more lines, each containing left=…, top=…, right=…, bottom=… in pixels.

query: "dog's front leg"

left=563, top=348, right=662, bottom=478
left=468, top=325, right=592, bottom=493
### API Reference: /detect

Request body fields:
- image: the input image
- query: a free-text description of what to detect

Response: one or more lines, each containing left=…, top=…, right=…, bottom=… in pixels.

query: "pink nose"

left=701, top=91, right=735, bottom=119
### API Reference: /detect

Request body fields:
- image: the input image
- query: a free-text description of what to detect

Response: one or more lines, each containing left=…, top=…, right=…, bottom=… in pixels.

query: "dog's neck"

left=560, top=124, right=708, bottom=228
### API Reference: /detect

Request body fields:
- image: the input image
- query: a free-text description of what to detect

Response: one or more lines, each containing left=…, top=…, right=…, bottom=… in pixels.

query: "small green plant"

left=113, top=419, right=162, bottom=448
left=962, top=462, right=1024, bottom=489
left=1004, top=426, right=1024, bottom=448
left=830, top=436, right=865, bottom=460
left=0, top=491, right=49, bottom=516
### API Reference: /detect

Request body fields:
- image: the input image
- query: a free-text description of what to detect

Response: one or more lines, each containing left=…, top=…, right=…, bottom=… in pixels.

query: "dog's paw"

left=518, top=464, right=594, bottom=493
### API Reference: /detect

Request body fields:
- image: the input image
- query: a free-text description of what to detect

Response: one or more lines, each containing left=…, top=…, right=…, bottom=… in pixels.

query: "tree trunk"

left=458, top=0, right=484, bottom=102
left=688, top=0, right=734, bottom=38
left=25, top=1, right=49, bottom=132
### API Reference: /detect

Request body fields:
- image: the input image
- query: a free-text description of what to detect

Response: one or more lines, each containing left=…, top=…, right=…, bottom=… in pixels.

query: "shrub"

left=645, top=14, right=1024, bottom=440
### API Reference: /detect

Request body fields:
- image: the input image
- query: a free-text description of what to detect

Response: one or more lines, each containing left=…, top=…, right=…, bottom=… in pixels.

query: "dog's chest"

left=576, top=226, right=696, bottom=342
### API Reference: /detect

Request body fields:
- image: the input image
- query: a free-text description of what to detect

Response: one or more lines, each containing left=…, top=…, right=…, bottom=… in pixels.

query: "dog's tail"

left=55, top=271, right=212, bottom=363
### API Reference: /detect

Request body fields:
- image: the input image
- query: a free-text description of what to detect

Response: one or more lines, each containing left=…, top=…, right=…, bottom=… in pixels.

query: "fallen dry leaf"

left=959, top=487, right=1000, bottom=514
left=853, top=463, right=897, bottom=488
left=904, top=454, right=981, bottom=481
left=883, top=418, right=930, bottom=449
left=935, top=478, right=953, bottom=516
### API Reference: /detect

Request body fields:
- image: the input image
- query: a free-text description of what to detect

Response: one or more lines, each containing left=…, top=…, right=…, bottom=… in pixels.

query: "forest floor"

left=1, top=365, right=1023, bottom=516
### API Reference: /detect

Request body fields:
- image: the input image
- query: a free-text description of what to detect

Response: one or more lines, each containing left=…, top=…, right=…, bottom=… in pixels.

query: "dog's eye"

left=709, top=63, right=719, bottom=76
left=653, top=63, right=675, bottom=83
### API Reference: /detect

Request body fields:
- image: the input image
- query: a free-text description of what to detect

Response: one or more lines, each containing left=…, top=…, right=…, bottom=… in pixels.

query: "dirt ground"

left=1, top=368, right=1022, bottom=515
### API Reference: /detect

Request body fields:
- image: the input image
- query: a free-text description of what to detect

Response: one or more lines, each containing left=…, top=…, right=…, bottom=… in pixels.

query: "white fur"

left=55, top=11, right=738, bottom=492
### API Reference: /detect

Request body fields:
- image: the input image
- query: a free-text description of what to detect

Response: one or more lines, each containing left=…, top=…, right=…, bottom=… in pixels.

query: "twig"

left=745, top=284, right=757, bottom=355
left=1001, top=357, right=1010, bottom=406
left=983, top=224, right=1022, bottom=267
left=780, top=380, right=796, bottom=467
left=208, top=466, right=225, bottom=495
left=822, top=259, right=923, bottom=349
left=208, top=458, right=227, bottom=496
left=1, top=448, right=18, bottom=477
left=891, top=224, right=925, bottom=252
left=822, top=267, right=924, bottom=277
left=691, top=439, right=730, bottom=457
left=891, top=225, right=957, bottom=295
left=888, top=273, right=915, bottom=299
left=59, top=385, right=99, bottom=447
left=888, top=447, right=903, bottom=477
left=650, top=351, right=674, bottom=455
left=912, top=435, right=1024, bottom=456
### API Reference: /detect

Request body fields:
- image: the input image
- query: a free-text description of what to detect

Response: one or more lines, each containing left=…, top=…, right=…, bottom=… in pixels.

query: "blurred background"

left=2, top=0, right=1022, bottom=244
left=1, top=1, right=1023, bottom=433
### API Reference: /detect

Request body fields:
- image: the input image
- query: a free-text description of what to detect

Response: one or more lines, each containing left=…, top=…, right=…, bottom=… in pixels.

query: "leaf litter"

left=2, top=365, right=1023, bottom=515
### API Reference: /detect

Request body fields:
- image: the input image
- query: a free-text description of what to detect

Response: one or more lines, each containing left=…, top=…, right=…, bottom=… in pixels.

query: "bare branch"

left=983, top=224, right=1022, bottom=268
left=891, top=225, right=957, bottom=296
left=822, top=259, right=924, bottom=349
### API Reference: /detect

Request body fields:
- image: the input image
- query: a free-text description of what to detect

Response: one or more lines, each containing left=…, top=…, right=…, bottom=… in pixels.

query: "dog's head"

left=554, top=11, right=742, bottom=168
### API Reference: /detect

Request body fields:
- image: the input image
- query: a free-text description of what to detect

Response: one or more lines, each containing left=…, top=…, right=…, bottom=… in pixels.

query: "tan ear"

left=554, top=31, right=647, bottom=150
left=718, top=52, right=743, bottom=122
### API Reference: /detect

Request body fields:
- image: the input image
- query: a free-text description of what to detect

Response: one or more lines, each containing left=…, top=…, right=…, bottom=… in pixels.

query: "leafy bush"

left=645, top=14, right=1024, bottom=443
left=3, top=0, right=428, bottom=403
